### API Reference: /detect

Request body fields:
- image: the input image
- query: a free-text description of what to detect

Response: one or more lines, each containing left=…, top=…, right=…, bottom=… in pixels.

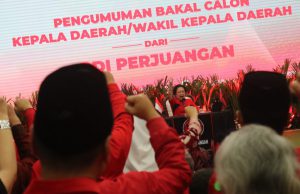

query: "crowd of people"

left=0, top=63, right=300, bottom=194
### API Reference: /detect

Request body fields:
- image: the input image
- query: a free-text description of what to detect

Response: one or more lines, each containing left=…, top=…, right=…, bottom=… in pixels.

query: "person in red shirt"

left=180, top=106, right=210, bottom=170
left=28, top=73, right=134, bottom=180
left=24, top=64, right=191, bottom=194
left=168, top=84, right=199, bottom=116
left=7, top=101, right=38, bottom=194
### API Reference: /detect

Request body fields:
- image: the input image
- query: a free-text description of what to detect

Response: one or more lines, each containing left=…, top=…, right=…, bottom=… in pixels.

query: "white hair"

left=215, top=124, right=300, bottom=194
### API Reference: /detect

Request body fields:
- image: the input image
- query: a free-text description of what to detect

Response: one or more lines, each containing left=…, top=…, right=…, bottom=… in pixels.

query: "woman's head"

left=173, top=84, right=186, bottom=101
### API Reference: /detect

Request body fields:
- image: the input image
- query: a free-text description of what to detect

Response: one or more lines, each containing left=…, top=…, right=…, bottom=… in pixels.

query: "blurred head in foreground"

left=215, top=124, right=300, bottom=194
left=33, top=64, right=113, bottom=174
left=238, top=71, right=291, bottom=134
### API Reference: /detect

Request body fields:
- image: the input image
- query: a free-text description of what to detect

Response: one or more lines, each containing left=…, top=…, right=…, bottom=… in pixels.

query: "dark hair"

left=33, top=64, right=113, bottom=168
left=238, top=71, right=291, bottom=134
left=173, top=84, right=186, bottom=95
left=190, top=168, right=213, bottom=194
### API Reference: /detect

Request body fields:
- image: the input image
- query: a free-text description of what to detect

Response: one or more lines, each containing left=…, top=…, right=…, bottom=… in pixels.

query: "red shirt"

left=101, top=84, right=133, bottom=178
left=31, top=83, right=133, bottom=180
left=23, top=108, right=36, bottom=129
left=170, top=98, right=198, bottom=116
left=24, top=117, right=192, bottom=194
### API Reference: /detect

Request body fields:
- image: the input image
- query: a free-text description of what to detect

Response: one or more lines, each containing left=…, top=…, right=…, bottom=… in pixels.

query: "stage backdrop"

left=0, top=0, right=299, bottom=98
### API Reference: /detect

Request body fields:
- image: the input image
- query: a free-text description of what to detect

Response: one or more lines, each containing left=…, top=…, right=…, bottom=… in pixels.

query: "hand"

left=125, top=94, right=160, bottom=121
left=184, top=106, right=198, bottom=120
left=7, top=105, right=21, bottom=126
left=0, top=97, right=9, bottom=119
left=14, top=98, right=33, bottom=112
left=104, top=71, right=115, bottom=84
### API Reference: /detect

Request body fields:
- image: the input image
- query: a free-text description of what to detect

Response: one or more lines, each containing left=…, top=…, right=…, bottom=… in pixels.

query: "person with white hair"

left=215, top=124, right=300, bottom=194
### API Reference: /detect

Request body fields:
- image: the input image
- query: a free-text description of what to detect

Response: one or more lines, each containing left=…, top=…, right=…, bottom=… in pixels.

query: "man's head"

left=215, top=124, right=300, bottom=194
left=238, top=71, right=291, bottom=134
left=173, top=84, right=186, bottom=101
left=33, top=64, right=113, bottom=171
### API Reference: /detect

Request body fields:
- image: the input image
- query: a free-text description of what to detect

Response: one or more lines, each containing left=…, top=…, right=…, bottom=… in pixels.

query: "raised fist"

left=125, top=94, right=160, bottom=121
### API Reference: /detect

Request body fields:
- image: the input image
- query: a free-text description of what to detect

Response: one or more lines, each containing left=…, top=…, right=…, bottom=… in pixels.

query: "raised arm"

left=14, top=98, right=35, bottom=129
left=180, top=106, right=202, bottom=147
left=167, top=85, right=174, bottom=101
left=8, top=105, right=38, bottom=194
left=102, top=94, right=191, bottom=194
left=0, top=98, right=17, bottom=194
left=101, top=72, right=134, bottom=179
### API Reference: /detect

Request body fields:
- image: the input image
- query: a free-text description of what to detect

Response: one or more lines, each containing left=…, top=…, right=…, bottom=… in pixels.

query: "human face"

left=176, top=87, right=185, bottom=101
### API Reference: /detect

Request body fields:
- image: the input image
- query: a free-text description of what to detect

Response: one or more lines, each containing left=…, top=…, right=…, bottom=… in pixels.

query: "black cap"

left=34, top=64, right=113, bottom=156
left=239, top=71, right=291, bottom=134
